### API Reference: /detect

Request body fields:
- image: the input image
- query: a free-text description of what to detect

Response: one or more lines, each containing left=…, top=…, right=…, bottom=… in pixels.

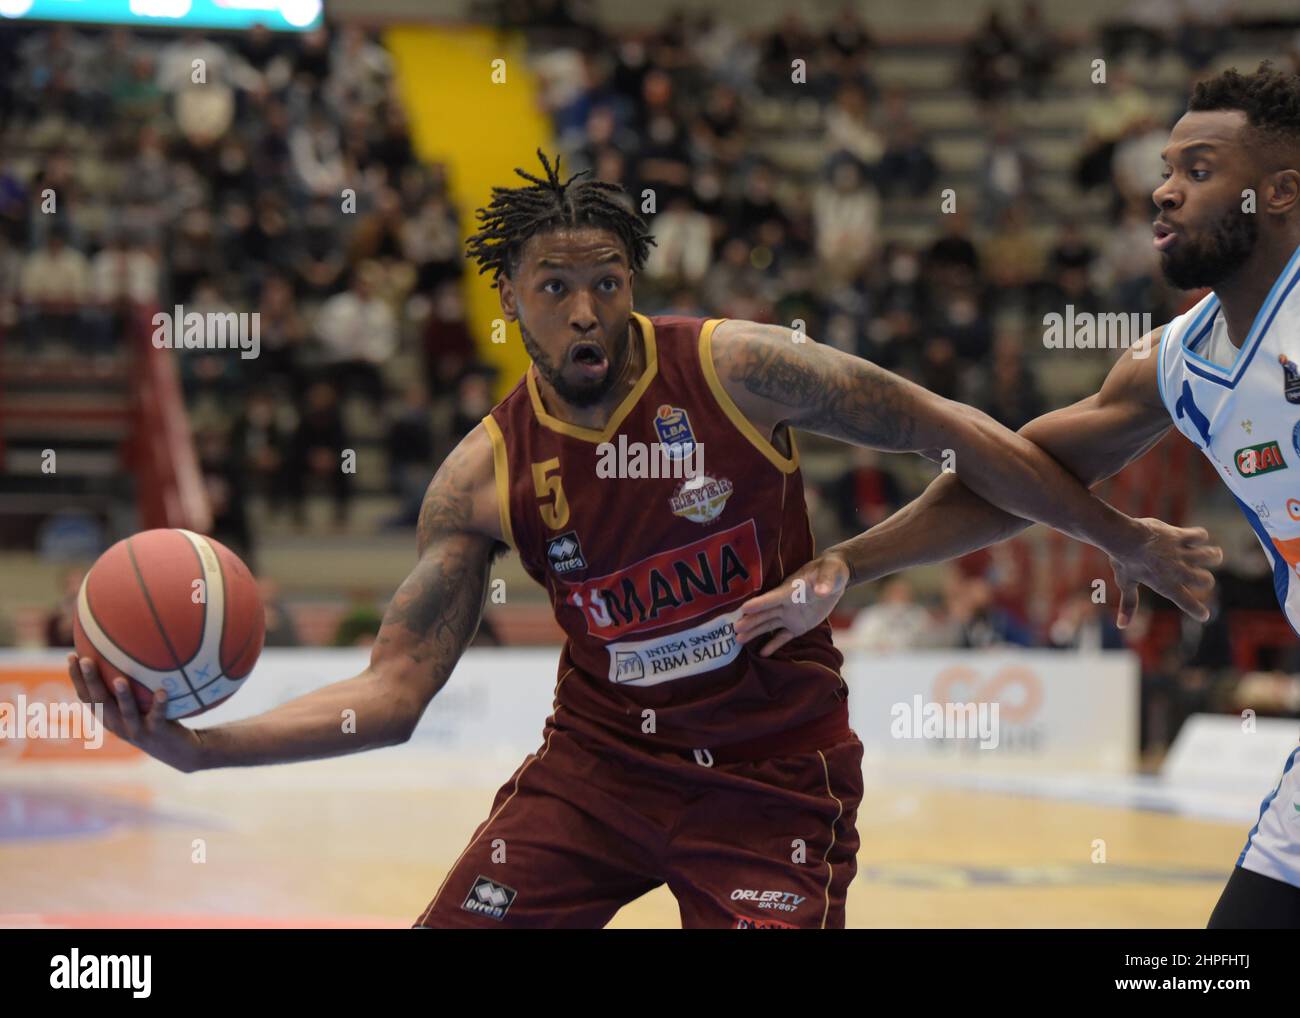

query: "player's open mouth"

left=569, top=341, right=609, bottom=380
left=1153, top=221, right=1179, bottom=252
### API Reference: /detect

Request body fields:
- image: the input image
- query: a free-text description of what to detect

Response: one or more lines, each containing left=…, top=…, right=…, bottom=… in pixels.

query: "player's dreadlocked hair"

left=465, top=148, right=656, bottom=289
left=1188, top=61, right=1300, bottom=163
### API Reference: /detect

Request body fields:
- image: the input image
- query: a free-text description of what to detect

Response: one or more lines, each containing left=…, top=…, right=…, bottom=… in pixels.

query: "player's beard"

left=519, top=317, right=630, bottom=409
left=1159, top=203, right=1259, bottom=290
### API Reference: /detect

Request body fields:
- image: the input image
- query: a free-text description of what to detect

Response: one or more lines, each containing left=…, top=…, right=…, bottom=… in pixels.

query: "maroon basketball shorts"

left=413, top=713, right=864, bottom=929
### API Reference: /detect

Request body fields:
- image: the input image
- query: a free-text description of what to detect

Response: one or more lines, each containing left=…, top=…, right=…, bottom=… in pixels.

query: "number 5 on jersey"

left=532, top=458, right=570, bottom=530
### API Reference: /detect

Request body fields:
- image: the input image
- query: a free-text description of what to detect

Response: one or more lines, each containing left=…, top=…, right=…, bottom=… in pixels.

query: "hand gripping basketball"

left=67, top=653, right=206, bottom=773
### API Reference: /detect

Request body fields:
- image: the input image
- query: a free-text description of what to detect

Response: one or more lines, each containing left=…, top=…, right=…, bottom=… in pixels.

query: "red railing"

left=128, top=304, right=212, bottom=533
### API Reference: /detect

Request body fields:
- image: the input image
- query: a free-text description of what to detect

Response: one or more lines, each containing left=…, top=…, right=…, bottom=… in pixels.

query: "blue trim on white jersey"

left=1180, top=295, right=1222, bottom=371
left=1238, top=744, right=1300, bottom=867
left=1155, top=323, right=1176, bottom=419
left=1184, top=241, right=1300, bottom=387
left=1230, top=492, right=1299, bottom=637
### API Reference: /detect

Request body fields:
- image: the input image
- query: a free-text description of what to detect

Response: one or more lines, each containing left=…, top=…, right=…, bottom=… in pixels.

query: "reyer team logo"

left=669, top=474, right=734, bottom=524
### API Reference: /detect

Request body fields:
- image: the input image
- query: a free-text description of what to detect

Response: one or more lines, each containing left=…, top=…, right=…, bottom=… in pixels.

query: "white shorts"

left=1238, top=745, right=1300, bottom=889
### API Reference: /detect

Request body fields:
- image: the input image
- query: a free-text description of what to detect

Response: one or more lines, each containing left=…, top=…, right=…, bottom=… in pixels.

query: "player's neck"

left=536, top=317, right=644, bottom=430
left=1215, top=231, right=1300, bottom=350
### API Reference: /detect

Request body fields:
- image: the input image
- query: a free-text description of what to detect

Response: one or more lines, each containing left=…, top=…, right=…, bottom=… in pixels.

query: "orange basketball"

left=74, top=529, right=265, bottom=720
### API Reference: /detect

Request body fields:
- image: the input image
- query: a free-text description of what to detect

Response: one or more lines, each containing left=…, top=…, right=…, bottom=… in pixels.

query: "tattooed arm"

left=712, top=318, right=1162, bottom=559
left=717, top=318, right=1222, bottom=577
left=190, top=425, right=505, bottom=769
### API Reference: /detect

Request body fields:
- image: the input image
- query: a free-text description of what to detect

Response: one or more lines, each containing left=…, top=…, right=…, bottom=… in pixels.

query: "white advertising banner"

left=2, top=647, right=1139, bottom=776
left=843, top=650, right=1139, bottom=775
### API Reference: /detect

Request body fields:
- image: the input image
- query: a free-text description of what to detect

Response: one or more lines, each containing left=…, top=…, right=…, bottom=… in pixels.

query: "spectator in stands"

left=1111, top=113, right=1169, bottom=212
left=925, top=209, right=981, bottom=288
left=287, top=380, right=353, bottom=528
left=0, top=157, right=28, bottom=245
left=877, top=93, right=939, bottom=201
left=845, top=578, right=932, bottom=652
left=449, top=368, right=496, bottom=443
left=812, top=155, right=880, bottom=281
left=963, top=8, right=1020, bottom=105
left=978, top=119, right=1037, bottom=227
left=198, top=426, right=254, bottom=562
left=403, top=189, right=464, bottom=298
left=1015, top=1, right=1057, bottom=99
left=328, top=25, right=392, bottom=111
left=290, top=104, right=347, bottom=201
left=314, top=262, right=397, bottom=411
left=971, top=328, right=1046, bottom=431
left=42, top=567, right=86, bottom=649
left=349, top=187, right=416, bottom=309
left=823, top=3, right=876, bottom=94
left=645, top=193, right=712, bottom=288
left=1097, top=196, right=1165, bottom=314
left=87, top=229, right=159, bottom=351
left=259, top=577, right=301, bottom=647
left=230, top=388, right=291, bottom=520
left=19, top=224, right=89, bottom=354
left=1075, top=66, right=1155, bottom=194
left=1176, top=0, right=1231, bottom=71
left=931, top=567, right=1035, bottom=649
left=983, top=202, right=1043, bottom=314
left=235, top=23, right=293, bottom=97
left=824, top=83, right=884, bottom=183
left=254, top=273, right=310, bottom=397
left=110, top=53, right=166, bottom=135
left=422, top=281, right=478, bottom=402
left=293, top=195, right=349, bottom=300
left=384, top=382, right=436, bottom=528
left=826, top=447, right=902, bottom=536
left=1048, top=592, right=1126, bottom=650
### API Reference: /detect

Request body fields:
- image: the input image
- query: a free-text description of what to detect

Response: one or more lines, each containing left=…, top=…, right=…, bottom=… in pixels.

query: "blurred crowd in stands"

left=5, top=2, right=1300, bottom=736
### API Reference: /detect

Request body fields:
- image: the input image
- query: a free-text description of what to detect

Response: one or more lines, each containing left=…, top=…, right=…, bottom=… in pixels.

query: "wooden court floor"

left=0, top=754, right=1247, bottom=929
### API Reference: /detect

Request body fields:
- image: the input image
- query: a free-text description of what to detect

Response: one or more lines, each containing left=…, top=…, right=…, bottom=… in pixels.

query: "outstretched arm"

left=714, top=318, right=1152, bottom=560
left=70, top=424, right=506, bottom=771
left=722, top=326, right=1222, bottom=653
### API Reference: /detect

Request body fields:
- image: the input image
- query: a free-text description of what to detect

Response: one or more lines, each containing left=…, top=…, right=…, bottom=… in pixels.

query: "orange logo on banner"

left=931, top=664, right=1044, bottom=724
left=0, top=667, right=142, bottom=762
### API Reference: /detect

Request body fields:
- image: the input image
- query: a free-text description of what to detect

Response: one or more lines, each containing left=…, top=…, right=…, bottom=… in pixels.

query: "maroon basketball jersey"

left=484, top=313, right=846, bottom=750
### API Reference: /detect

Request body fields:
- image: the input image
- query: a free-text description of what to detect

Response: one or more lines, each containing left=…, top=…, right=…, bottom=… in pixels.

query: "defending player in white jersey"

left=734, top=61, right=1300, bottom=928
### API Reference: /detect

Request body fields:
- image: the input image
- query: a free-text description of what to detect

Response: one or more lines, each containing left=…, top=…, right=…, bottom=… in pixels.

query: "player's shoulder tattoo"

left=715, top=319, right=918, bottom=451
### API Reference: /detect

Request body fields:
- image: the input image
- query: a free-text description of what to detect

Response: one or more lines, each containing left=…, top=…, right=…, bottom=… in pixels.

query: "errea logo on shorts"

left=730, top=889, right=806, bottom=913
left=462, top=875, right=517, bottom=921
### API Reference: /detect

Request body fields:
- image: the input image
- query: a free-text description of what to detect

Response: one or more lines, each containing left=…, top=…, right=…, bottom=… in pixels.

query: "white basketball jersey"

left=1158, top=244, right=1300, bottom=637
left=1156, top=242, right=1300, bottom=888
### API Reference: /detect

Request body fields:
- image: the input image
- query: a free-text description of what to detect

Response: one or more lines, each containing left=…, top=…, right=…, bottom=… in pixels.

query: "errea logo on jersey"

left=1235, top=441, right=1287, bottom=478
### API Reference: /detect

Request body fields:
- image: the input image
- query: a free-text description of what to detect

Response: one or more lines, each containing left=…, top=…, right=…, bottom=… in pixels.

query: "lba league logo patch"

left=461, top=875, right=517, bottom=921
left=654, top=404, right=696, bottom=460
left=1281, top=354, right=1300, bottom=404
left=547, top=530, right=587, bottom=574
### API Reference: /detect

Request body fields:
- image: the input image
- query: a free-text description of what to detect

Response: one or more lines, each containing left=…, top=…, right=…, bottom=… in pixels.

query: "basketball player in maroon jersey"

left=69, top=150, right=1218, bottom=928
